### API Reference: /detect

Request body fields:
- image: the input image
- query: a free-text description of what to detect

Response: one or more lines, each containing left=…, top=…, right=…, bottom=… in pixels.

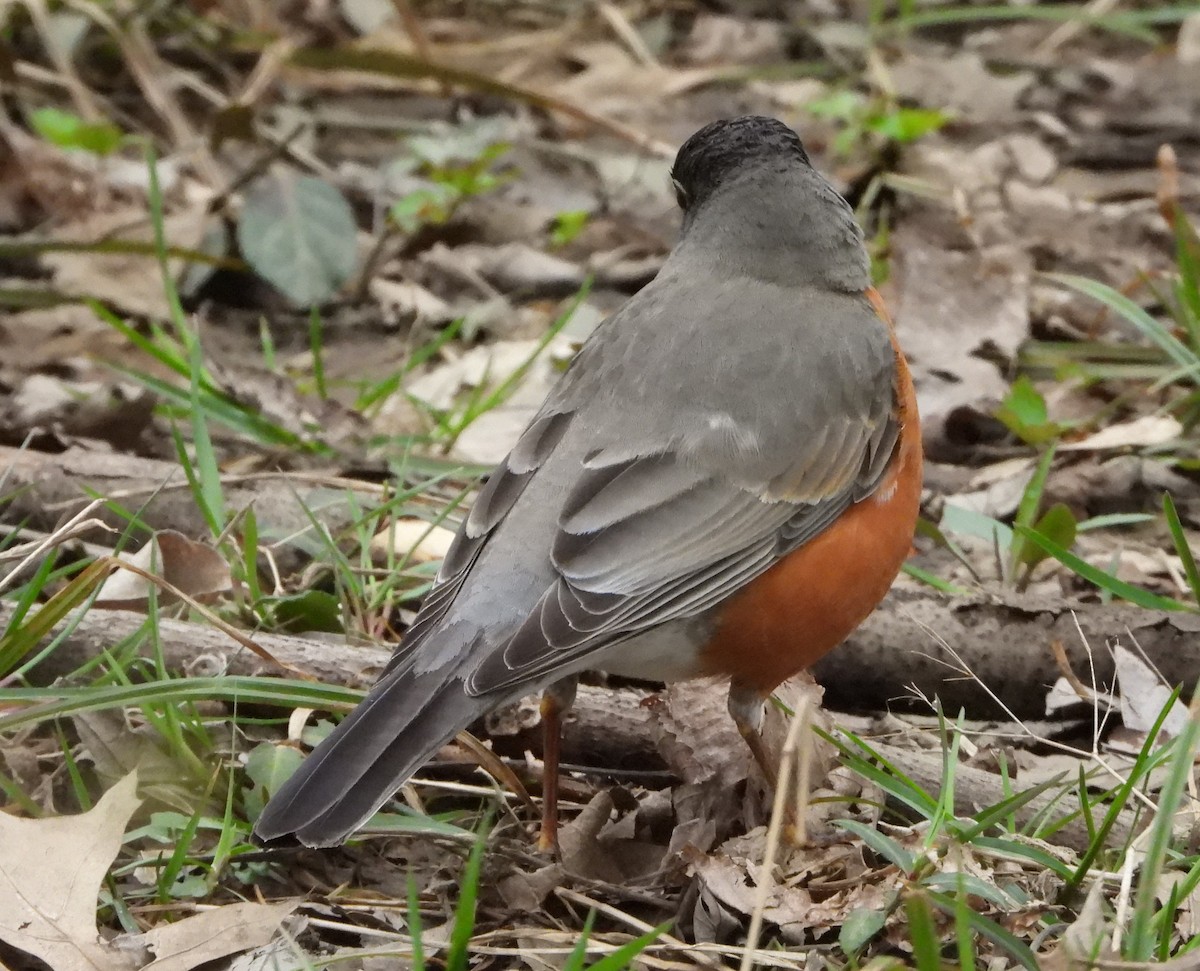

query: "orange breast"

left=701, top=288, right=922, bottom=693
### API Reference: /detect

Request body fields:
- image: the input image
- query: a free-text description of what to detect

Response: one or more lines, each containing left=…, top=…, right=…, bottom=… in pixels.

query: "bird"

left=254, top=115, right=922, bottom=850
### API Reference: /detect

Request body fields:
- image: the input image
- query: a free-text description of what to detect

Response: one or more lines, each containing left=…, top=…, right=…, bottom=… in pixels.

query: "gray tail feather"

left=253, top=658, right=485, bottom=848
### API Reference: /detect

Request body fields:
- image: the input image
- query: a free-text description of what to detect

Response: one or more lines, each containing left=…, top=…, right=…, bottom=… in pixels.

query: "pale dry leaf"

left=123, top=900, right=300, bottom=971
left=1113, top=644, right=1190, bottom=737
left=1060, top=415, right=1184, bottom=452
left=225, top=936, right=306, bottom=971
left=692, top=848, right=813, bottom=933
left=368, top=277, right=454, bottom=327
left=1060, top=877, right=1112, bottom=963
left=369, top=519, right=456, bottom=565
left=497, top=863, right=565, bottom=911
left=406, top=337, right=575, bottom=464
left=890, top=51, right=1032, bottom=124
left=941, top=458, right=1035, bottom=520
left=0, top=771, right=141, bottom=971
left=680, top=14, right=785, bottom=66
left=1179, top=12, right=1200, bottom=65
left=438, top=242, right=585, bottom=295
left=95, top=530, right=232, bottom=609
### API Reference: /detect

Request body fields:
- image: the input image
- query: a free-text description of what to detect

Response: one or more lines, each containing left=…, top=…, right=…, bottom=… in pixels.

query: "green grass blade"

left=407, top=870, right=425, bottom=971
left=1009, top=445, right=1056, bottom=574
left=832, top=819, right=916, bottom=873
left=1046, top=274, right=1200, bottom=381
left=1125, top=696, right=1200, bottom=959
left=1013, top=525, right=1195, bottom=611
left=562, top=911, right=597, bottom=971
left=926, top=890, right=1039, bottom=971
left=1163, top=492, right=1200, bottom=603
left=444, top=816, right=491, bottom=971
left=0, top=676, right=361, bottom=731
left=904, top=892, right=942, bottom=971
left=585, top=923, right=670, bottom=971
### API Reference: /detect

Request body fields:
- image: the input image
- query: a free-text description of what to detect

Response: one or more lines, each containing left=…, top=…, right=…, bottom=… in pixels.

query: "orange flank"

left=701, top=286, right=922, bottom=692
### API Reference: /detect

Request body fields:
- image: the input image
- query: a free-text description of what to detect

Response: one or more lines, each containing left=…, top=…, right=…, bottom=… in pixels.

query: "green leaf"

left=1163, top=492, right=1200, bottom=604
left=840, top=906, right=888, bottom=955
left=833, top=819, right=916, bottom=873
left=921, top=872, right=1015, bottom=909
left=940, top=504, right=1013, bottom=552
left=807, top=90, right=864, bottom=120
left=1016, top=503, right=1078, bottom=570
left=243, top=742, right=303, bottom=821
left=867, top=107, right=949, bottom=143
left=550, top=210, right=591, bottom=248
left=29, top=107, right=123, bottom=155
left=264, top=589, right=344, bottom=634
left=390, top=183, right=459, bottom=232
left=970, top=835, right=1075, bottom=880
left=995, top=376, right=1063, bottom=444
left=238, top=170, right=358, bottom=307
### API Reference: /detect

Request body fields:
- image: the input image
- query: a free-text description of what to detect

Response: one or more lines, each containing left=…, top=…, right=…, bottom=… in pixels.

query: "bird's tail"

left=253, top=656, right=487, bottom=847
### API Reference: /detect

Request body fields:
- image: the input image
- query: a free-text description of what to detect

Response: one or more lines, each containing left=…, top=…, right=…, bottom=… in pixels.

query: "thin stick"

left=739, top=694, right=811, bottom=971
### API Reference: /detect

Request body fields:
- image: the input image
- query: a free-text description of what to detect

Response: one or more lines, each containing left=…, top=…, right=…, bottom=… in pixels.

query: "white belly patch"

left=588, top=618, right=710, bottom=683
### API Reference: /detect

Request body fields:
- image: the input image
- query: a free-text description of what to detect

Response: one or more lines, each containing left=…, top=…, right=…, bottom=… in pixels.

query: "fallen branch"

left=815, top=587, right=1200, bottom=718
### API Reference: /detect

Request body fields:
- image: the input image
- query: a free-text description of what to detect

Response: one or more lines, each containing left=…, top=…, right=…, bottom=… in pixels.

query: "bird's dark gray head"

left=665, top=115, right=868, bottom=292
left=670, top=116, right=812, bottom=214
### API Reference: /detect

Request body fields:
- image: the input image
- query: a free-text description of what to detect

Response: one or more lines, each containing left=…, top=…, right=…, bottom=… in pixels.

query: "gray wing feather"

left=382, top=410, right=572, bottom=676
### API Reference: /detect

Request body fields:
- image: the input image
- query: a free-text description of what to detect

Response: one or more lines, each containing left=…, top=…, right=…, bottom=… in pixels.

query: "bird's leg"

left=537, top=675, right=578, bottom=854
left=727, top=680, right=800, bottom=843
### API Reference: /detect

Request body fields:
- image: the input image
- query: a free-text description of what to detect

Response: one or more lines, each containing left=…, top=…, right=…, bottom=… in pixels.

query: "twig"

left=740, top=695, right=812, bottom=971
left=1035, top=0, right=1122, bottom=56
left=595, top=1, right=659, bottom=66
left=390, top=0, right=451, bottom=97
left=66, top=0, right=226, bottom=189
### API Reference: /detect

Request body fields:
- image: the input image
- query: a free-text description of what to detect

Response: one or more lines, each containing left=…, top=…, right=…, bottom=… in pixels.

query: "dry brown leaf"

left=72, top=710, right=200, bottom=813
left=692, top=847, right=814, bottom=939
left=558, top=791, right=622, bottom=882
left=890, top=232, right=1031, bottom=453
left=95, top=530, right=232, bottom=609
left=654, top=679, right=751, bottom=790
left=126, top=900, right=301, bottom=971
left=497, top=863, right=565, bottom=911
left=0, top=771, right=141, bottom=971
left=38, top=206, right=208, bottom=321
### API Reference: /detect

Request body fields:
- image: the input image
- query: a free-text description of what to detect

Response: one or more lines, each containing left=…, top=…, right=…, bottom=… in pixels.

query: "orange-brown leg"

left=728, top=680, right=801, bottom=843
left=536, top=676, right=577, bottom=854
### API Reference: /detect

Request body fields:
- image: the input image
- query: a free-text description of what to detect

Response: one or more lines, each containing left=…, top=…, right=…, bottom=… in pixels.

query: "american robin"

left=254, top=116, right=922, bottom=850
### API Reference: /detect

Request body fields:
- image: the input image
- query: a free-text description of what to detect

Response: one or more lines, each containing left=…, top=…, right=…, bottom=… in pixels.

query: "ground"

left=1, top=1, right=1200, bottom=970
